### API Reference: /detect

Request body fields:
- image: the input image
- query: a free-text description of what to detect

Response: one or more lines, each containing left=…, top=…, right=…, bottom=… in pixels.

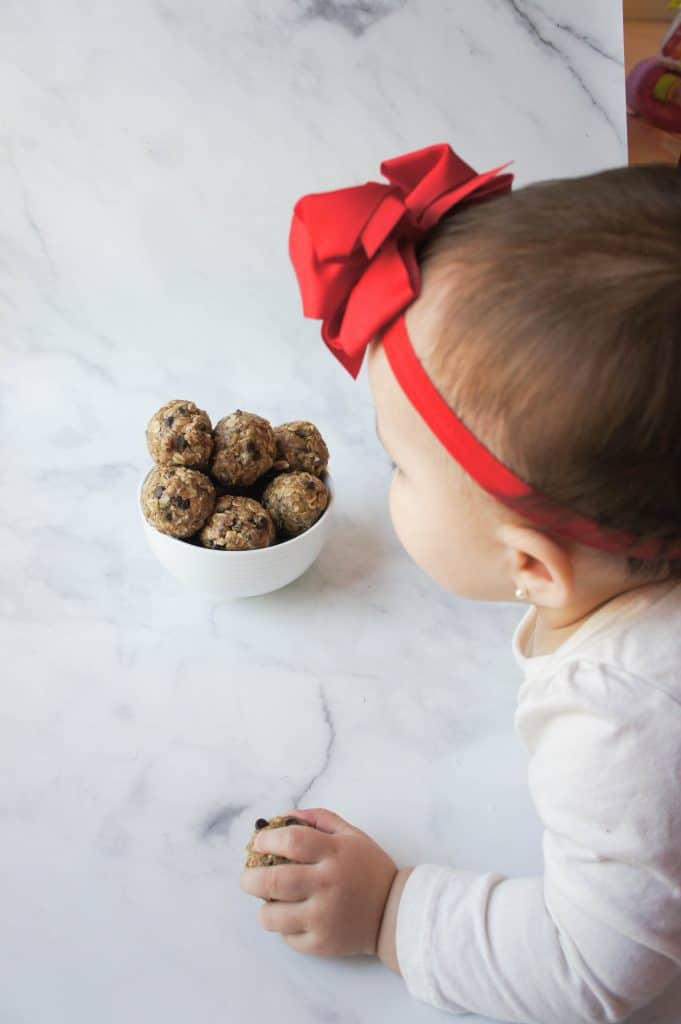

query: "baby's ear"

left=496, top=522, right=574, bottom=609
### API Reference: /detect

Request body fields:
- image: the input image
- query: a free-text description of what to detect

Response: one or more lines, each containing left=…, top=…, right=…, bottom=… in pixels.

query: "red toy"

left=627, top=14, right=681, bottom=133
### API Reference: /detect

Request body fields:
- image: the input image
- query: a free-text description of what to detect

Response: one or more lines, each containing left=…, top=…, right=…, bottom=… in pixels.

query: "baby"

left=240, top=145, right=681, bottom=1024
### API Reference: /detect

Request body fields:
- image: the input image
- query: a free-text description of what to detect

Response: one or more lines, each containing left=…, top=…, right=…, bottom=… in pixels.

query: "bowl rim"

left=139, top=468, right=333, bottom=556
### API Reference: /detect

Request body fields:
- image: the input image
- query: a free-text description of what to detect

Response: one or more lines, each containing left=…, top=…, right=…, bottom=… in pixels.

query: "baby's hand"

left=240, top=807, right=398, bottom=957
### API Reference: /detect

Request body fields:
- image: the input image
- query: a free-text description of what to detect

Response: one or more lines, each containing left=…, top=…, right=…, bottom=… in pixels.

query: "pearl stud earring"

left=514, top=587, right=527, bottom=600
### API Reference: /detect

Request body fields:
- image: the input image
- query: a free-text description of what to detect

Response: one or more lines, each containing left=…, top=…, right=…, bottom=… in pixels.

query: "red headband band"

left=289, top=142, right=681, bottom=562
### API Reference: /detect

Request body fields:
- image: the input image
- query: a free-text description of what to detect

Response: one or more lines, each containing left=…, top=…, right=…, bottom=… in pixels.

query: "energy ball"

left=273, top=420, right=329, bottom=477
left=141, top=466, right=215, bottom=538
left=198, top=495, right=276, bottom=551
left=244, top=815, right=315, bottom=869
left=146, top=400, right=213, bottom=468
left=211, top=410, right=276, bottom=488
left=262, top=471, right=329, bottom=538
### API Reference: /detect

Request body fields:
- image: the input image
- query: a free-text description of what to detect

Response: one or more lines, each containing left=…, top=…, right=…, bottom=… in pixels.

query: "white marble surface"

left=6, top=3, right=676, bottom=1023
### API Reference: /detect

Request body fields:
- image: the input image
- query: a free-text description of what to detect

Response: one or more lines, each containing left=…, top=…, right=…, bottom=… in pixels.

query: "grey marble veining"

left=5, top=3, right=676, bottom=1023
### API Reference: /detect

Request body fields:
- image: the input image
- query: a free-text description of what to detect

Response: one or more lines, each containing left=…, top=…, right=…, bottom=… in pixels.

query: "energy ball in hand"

left=199, top=495, right=275, bottom=551
left=262, top=471, right=328, bottom=538
left=141, top=466, right=215, bottom=538
left=273, top=420, right=329, bottom=477
left=211, top=410, right=276, bottom=488
left=244, top=815, right=314, bottom=869
left=146, top=400, right=213, bottom=468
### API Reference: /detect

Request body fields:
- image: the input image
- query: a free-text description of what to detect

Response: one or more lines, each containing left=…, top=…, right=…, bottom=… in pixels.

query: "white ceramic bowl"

left=139, top=472, right=334, bottom=599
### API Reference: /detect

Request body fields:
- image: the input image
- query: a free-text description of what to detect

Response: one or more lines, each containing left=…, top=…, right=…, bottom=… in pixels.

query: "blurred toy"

left=627, top=12, right=681, bottom=133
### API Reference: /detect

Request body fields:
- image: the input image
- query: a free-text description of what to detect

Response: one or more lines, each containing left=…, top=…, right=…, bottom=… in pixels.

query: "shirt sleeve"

left=395, top=660, right=681, bottom=1024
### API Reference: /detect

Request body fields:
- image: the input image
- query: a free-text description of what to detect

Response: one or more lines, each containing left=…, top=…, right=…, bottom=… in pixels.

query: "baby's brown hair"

left=416, top=164, right=681, bottom=579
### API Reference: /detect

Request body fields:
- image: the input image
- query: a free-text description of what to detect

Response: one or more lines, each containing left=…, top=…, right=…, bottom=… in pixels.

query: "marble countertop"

left=2, top=3, right=631, bottom=1022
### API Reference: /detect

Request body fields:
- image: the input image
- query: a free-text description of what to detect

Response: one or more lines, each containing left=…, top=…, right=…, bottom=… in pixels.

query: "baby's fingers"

left=240, top=863, right=316, bottom=903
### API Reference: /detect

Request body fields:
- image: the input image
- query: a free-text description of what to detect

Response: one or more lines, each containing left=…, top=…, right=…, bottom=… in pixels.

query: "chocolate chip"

left=172, top=495, right=191, bottom=509
left=178, top=406, right=188, bottom=414
left=245, top=440, right=259, bottom=455
left=175, top=436, right=188, bottom=451
left=165, top=416, right=175, bottom=428
left=294, top=428, right=308, bottom=438
left=153, top=486, right=165, bottom=498
left=255, top=818, right=268, bottom=830
left=165, top=511, right=173, bottom=521
left=304, top=480, right=316, bottom=491
left=256, top=517, right=267, bottom=528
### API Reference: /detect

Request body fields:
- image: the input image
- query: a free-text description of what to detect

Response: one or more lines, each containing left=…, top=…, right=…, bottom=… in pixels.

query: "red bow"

left=288, top=143, right=514, bottom=377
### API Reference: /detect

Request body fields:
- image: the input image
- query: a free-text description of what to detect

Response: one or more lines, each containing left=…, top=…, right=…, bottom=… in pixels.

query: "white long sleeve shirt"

left=395, top=578, right=681, bottom=1024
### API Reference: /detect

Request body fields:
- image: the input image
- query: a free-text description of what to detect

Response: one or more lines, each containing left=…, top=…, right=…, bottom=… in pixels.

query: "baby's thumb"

left=283, top=806, right=355, bottom=835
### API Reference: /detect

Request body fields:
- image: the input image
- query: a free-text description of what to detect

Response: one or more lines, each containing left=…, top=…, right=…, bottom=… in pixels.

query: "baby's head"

left=368, top=164, right=681, bottom=609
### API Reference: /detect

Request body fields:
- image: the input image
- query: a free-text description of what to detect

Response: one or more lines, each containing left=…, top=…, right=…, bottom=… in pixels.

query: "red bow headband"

left=289, top=143, right=680, bottom=562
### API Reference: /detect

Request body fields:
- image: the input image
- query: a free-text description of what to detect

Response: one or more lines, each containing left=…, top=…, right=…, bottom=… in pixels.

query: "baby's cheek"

left=387, top=472, right=409, bottom=544
left=387, top=471, right=400, bottom=526
left=397, top=475, right=467, bottom=583
left=388, top=474, right=430, bottom=562
left=388, top=471, right=487, bottom=597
